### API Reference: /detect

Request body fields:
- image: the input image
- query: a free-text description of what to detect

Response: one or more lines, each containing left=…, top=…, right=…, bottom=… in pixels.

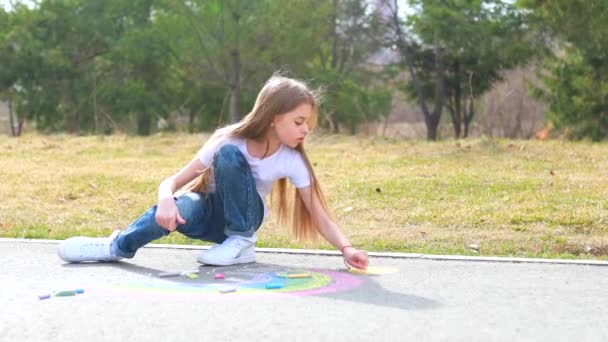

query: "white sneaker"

left=197, top=235, right=256, bottom=266
left=57, top=230, right=123, bottom=263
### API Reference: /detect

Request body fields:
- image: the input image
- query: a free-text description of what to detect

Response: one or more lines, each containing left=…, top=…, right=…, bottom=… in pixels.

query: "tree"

left=312, top=0, right=392, bottom=133
left=385, top=0, right=535, bottom=140
left=412, top=0, right=534, bottom=138
left=383, top=0, right=445, bottom=140
left=166, top=0, right=324, bottom=124
left=519, top=0, right=608, bottom=140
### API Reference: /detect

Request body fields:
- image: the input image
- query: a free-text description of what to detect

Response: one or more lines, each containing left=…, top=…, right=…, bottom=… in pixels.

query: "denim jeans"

left=113, top=144, right=264, bottom=258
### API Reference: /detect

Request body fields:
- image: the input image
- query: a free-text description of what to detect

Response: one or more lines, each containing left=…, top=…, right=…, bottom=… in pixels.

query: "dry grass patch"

left=1, top=133, right=607, bottom=259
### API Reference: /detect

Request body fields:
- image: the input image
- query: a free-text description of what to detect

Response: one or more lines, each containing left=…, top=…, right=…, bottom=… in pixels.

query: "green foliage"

left=310, top=0, right=392, bottom=132
left=0, top=0, right=392, bottom=135
left=401, top=0, right=536, bottom=138
left=518, top=0, right=608, bottom=140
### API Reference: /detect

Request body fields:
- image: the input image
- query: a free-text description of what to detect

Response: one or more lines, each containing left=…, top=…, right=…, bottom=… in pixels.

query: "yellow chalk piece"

left=287, top=273, right=311, bottom=279
left=185, top=273, right=199, bottom=279
left=348, top=266, right=398, bottom=275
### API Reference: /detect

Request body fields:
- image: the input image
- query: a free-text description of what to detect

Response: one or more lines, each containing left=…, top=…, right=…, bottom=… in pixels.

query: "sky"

left=0, top=0, right=34, bottom=11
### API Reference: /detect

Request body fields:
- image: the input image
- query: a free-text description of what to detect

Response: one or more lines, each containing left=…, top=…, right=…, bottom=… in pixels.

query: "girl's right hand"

left=155, top=197, right=186, bottom=232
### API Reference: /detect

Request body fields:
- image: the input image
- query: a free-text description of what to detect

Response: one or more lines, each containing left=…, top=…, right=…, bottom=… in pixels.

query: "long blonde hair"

left=187, top=75, right=331, bottom=242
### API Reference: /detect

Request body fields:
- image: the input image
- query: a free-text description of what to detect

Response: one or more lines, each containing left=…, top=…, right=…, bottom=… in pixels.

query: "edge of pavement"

left=2, top=237, right=607, bottom=266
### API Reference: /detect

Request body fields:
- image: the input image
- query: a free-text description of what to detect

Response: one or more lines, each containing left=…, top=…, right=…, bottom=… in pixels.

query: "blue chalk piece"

left=75, top=289, right=84, bottom=294
left=265, top=282, right=284, bottom=289
left=38, top=294, right=51, bottom=300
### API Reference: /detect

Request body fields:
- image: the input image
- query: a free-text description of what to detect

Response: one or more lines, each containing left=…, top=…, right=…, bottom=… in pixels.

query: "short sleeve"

left=197, top=141, right=216, bottom=167
left=288, top=152, right=312, bottom=188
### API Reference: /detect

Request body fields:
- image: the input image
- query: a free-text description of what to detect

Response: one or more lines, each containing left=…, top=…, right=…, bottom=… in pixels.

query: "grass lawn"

left=1, top=133, right=607, bottom=260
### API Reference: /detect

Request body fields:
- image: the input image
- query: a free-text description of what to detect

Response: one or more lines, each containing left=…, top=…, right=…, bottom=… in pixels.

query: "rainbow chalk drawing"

left=87, top=265, right=374, bottom=302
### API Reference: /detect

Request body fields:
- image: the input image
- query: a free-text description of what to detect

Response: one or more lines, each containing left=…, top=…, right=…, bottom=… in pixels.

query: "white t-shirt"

left=197, top=136, right=311, bottom=216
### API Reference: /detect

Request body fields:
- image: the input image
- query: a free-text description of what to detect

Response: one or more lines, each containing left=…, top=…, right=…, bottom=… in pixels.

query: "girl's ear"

left=271, top=114, right=281, bottom=127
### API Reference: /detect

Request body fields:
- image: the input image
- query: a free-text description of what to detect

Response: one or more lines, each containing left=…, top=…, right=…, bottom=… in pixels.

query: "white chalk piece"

left=158, top=269, right=199, bottom=277
left=158, top=272, right=180, bottom=277
left=218, top=287, right=237, bottom=294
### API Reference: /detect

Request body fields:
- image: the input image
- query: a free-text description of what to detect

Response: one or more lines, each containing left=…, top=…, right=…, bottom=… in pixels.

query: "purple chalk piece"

left=38, top=294, right=51, bottom=300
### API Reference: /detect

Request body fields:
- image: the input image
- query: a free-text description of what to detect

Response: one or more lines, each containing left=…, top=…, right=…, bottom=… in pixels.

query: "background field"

left=1, top=133, right=607, bottom=259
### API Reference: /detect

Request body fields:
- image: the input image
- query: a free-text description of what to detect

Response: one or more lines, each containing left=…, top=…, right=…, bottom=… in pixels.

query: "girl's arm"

left=156, top=157, right=206, bottom=231
left=297, top=186, right=369, bottom=270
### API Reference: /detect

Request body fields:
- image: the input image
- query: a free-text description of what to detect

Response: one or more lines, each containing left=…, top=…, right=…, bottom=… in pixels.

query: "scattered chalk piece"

left=75, top=289, right=85, bottom=294
left=265, top=282, right=284, bottom=289
left=158, top=269, right=199, bottom=278
left=38, top=294, right=51, bottom=300
left=275, top=272, right=310, bottom=279
left=218, top=287, right=237, bottom=294
left=54, top=290, right=77, bottom=297
left=158, top=272, right=180, bottom=278
left=287, top=273, right=311, bottom=279
left=185, top=273, right=199, bottom=279
left=214, top=273, right=225, bottom=280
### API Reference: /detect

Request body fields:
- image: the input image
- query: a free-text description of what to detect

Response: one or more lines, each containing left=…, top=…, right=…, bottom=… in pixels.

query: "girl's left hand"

left=343, top=247, right=369, bottom=270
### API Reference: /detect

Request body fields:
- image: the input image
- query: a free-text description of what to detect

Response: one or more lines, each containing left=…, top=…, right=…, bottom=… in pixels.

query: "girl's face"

left=271, top=103, right=312, bottom=148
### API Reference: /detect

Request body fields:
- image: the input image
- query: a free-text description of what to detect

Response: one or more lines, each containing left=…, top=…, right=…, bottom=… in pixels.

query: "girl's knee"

left=214, top=145, right=245, bottom=168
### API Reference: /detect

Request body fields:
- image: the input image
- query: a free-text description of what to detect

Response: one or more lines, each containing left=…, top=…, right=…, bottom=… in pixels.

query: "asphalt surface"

left=1, top=239, right=606, bottom=342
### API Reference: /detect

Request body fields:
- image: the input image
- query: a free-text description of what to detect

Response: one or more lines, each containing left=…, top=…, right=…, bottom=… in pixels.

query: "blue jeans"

left=113, top=145, right=264, bottom=258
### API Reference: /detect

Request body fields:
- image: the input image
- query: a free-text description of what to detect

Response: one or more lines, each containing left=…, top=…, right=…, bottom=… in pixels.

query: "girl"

left=57, top=75, right=369, bottom=270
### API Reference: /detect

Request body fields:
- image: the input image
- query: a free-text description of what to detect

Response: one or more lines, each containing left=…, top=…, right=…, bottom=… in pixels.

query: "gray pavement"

left=0, top=239, right=606, bottom=342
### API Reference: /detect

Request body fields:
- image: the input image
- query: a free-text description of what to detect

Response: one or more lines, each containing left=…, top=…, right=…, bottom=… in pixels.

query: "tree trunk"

left=331, top=0, right=338, bottom=69
left=463, top=98, right=474, bottom=138
left=93, top=67, right=98, bottom=134
left=229, top=49, right=240, bottom=123
left=452, top=61, right=462, bottom=138
left=137, top=112, right=151, bottom=135
left=389, top=0, right=444, bottom=141
left=228, top=4, right=241, bottom=123
left=135, top=0, right=154, bottom=136
left=8, top=99, right=22, bottom=137
left=425, top=114, right=440, bottom=140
